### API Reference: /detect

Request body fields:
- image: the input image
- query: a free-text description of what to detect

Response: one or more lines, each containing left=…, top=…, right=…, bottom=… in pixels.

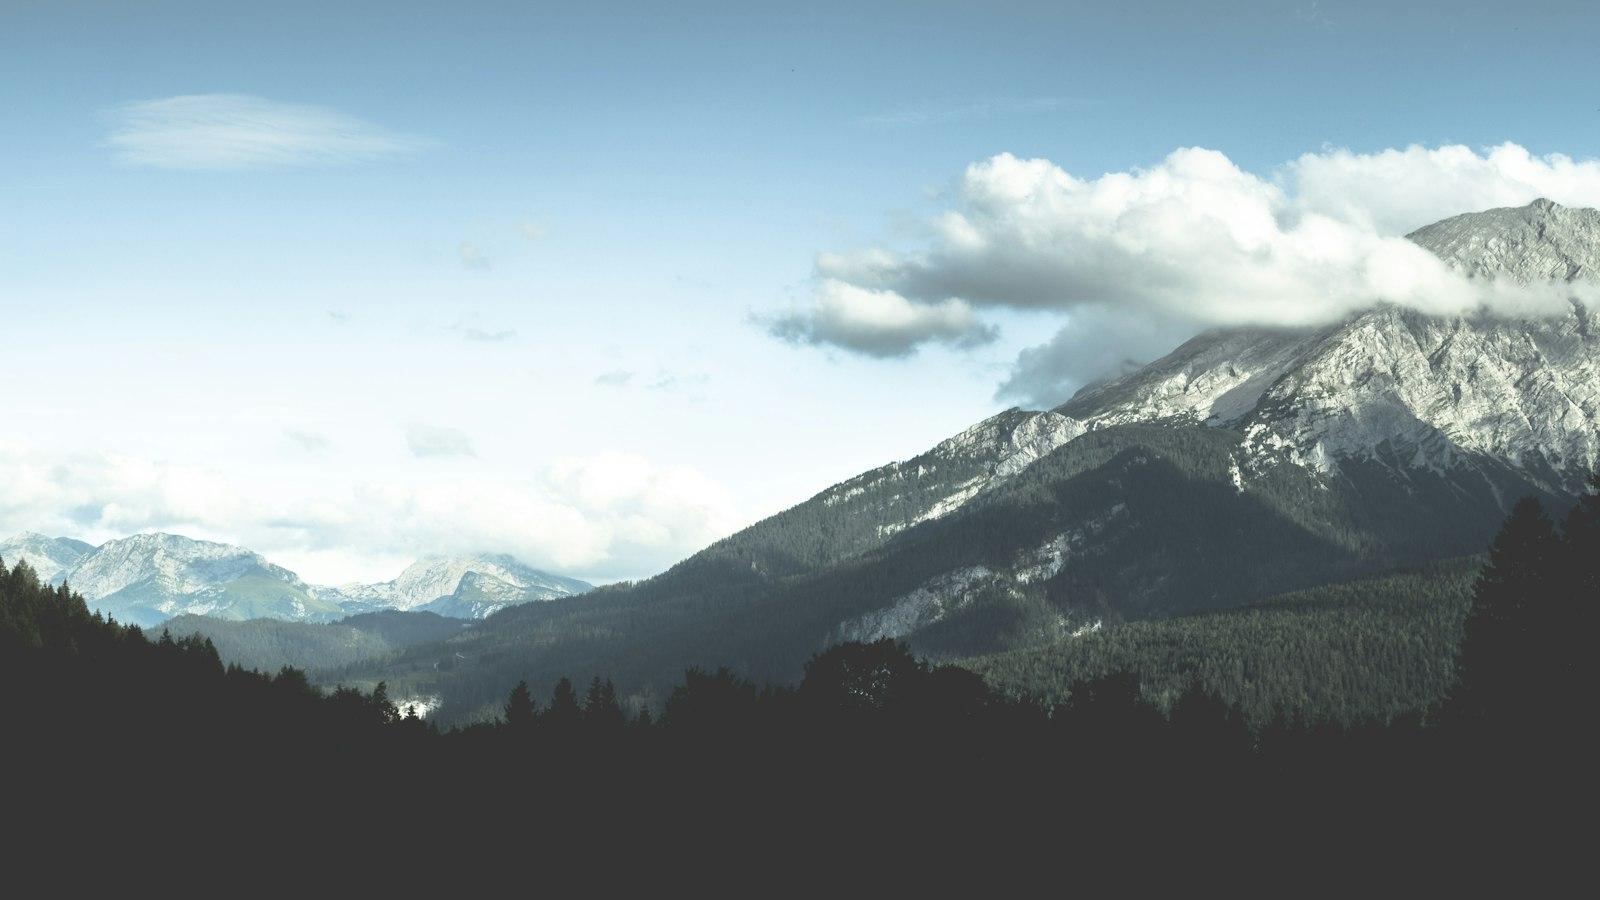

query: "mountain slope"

left=341, top=415, right=1558, bottom=723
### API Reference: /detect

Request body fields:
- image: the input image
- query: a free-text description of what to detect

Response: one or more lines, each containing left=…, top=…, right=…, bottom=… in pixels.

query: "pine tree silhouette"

left=1452, top=497, right=1560, bottom=731
left=504, top=679, right=537, bottom=730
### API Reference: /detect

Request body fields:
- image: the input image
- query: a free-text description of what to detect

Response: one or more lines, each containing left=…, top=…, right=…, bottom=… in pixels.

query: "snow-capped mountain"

left=2, top=530, right=590, bottom=626
left=1061, top=199, right=1600, bottom=493
left=318, top=554, right=591, bottom=619
left=0, top=532, right=94, bottom=585
left=60, top=533, right=343, bottom=628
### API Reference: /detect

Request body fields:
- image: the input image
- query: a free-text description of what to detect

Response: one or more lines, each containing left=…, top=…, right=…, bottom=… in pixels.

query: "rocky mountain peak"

left=1055, top=201, right=1600, bottom=492
left=1406, top=198, right=1600, bottom=283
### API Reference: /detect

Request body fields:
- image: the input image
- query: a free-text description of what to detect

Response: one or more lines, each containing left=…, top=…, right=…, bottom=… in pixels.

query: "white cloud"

left=779, top=142, right=1600, bottom=403
left=0, top=441, right=741, bottom=584
left=1288, top=143, right=1600, bottom=235
left=105, top=94, right=430, bottom=171
left=996, top=306, right=1198, bottom=408
left=765, top=279, right=996, bottom=357
left=405, top=425, right=476, bottom=459
left=520, top=222, right=549, bottom=240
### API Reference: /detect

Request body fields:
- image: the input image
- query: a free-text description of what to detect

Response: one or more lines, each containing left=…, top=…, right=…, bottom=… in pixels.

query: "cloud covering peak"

left=772, top=142, right=1600, bottom=406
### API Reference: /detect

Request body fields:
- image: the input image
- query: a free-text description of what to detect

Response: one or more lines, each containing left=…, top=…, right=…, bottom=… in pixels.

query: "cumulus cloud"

left=766, top=279, right=997, bottom=357
left=105, top=94, right=430, bottom=171
left=0, top=442, right=741, bottom=584
left=779, top=142, right=1600, bottom=404
left=1287, top=143, right=1600, bottom=236
left=594, top=369, right=635, bottom=387
left=405, top=425, right=476, bottom=459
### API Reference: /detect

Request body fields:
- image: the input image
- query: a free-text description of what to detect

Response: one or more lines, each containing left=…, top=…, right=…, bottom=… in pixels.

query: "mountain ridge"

left=0, top=531, right=592, bottom=626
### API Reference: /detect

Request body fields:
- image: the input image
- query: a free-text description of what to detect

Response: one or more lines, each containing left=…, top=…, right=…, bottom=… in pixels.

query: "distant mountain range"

left=0, top=532, right=591, bottom=627
left=323, top=199, right=1600, bottom=722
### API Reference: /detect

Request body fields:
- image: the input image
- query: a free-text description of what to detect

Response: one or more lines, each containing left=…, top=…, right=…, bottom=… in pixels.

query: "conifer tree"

left=546, top=676, right=581, bottom=731
left=583, top=677, right=625, bottom=731
left=1453, top=497, right=1560, bottom=726
left=504, top=679, right=537, bottom=730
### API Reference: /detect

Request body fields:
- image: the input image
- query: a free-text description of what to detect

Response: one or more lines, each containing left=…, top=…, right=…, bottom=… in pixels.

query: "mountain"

left=61, top=533, right=346, bottom=628
left=335, top=199, right=1600, bottom=723
left=318, top=554, right=591, bottom=619
left=0, top=533, right=94, bottom=585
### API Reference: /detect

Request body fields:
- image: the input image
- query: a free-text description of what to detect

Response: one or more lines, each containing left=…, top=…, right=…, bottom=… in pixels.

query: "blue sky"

left=4, top=1, right=1599, bottom=583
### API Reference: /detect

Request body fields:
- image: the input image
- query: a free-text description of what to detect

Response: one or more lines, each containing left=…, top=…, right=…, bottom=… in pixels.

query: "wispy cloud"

left=593, top=368, right=709, bottom=392
left=1295, top=2, right=1334, bottom=29
left=857, top=96, right=1077, bottom=129
left=520, top=222, right=549, bottom=241
left=105, top=94, right=431, bottom=171
left=284, top=429, right=332, bottom=453
left=450, top=323, right=517, bottom=342
left=405, top=425, right=476, bottom=459
left=458, top=242, right=491, bottom=270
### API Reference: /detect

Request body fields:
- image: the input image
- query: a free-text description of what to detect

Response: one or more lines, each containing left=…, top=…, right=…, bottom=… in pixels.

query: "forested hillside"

left=158, top=610, right=468, bottom=673
left=965, top=557, right=1480, bottom=725
left=0, top=556, right=426, bottom=781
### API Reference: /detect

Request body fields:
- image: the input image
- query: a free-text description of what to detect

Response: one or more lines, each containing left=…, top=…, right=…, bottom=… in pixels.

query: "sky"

left=4, top=0, right=1600, bottom=585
